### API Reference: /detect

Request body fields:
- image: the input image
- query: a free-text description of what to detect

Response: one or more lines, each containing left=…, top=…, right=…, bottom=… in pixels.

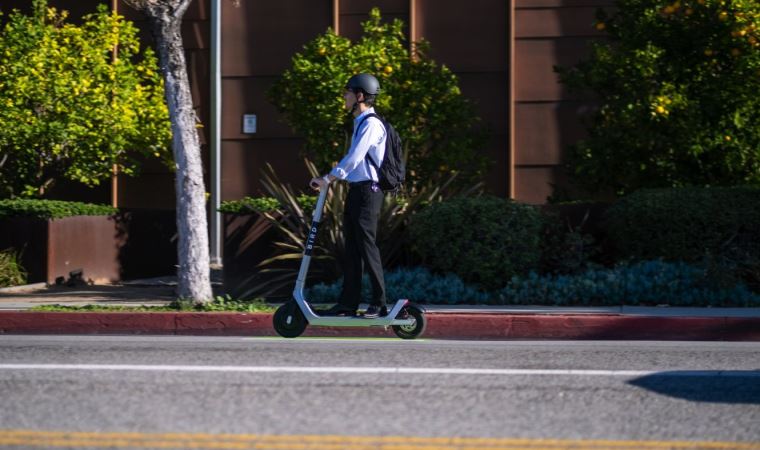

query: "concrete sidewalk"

left=1, top=281, right=759, bottom=340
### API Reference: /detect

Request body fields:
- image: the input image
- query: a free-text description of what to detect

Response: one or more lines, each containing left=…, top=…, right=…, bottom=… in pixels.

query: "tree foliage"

left=558, top=0, right=760, bottom=195
left=269, top=8, right=489, bottom=188
left=0, top=0, right=171, bottom=198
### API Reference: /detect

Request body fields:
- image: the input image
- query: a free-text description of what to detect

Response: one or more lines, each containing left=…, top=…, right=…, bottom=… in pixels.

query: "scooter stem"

left=293, top=185, right=329, bottom=299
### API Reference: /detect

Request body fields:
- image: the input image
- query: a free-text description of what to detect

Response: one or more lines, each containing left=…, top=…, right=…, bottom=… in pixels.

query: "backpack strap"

left=356, top=112, right=385, bottom=173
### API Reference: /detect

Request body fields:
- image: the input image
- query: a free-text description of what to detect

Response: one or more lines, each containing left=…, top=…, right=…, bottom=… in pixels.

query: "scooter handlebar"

left=312, top=183, right=329, bottom=223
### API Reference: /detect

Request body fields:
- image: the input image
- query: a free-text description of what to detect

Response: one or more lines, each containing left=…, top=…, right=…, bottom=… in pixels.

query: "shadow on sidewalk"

left=0, top=284, right=176, bottom=304
left=0, top=268, right=225, bottom=306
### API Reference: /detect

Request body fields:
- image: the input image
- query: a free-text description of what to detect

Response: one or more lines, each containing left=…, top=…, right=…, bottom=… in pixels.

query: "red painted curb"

left=424, top=314, right=753, bottom=340
left=0, top=311, right=758, bottom=341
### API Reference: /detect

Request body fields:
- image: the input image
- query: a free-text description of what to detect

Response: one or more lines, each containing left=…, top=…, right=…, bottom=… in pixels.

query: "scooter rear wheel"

left=392, top=304, right=426, bottom=339
left=273, top=301, right=308, bottom=338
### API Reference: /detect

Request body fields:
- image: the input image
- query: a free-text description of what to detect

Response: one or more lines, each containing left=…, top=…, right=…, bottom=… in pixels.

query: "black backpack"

left=357, top=113, right=405, bottom=192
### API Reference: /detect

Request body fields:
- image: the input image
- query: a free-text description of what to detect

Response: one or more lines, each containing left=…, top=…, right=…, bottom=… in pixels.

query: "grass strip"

left=29, top=297, right=276, bottom=313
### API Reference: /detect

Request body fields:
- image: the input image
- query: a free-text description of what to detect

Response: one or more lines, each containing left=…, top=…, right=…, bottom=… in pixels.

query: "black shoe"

left=321, top=304, right=357, bottom=317
left=363, top=305, right=387, bottom=319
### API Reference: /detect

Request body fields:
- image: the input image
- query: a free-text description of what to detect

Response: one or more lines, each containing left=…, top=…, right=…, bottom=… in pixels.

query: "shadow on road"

left=629, top=371, right=760, bottom=404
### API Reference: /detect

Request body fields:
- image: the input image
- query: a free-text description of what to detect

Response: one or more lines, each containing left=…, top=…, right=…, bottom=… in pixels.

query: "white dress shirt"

left=329, top=107, right=386, bottom=183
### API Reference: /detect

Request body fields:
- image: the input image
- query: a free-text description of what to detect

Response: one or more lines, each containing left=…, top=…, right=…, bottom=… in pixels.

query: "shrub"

left=0, top=0, right=170, bottom=198
left=307, top=267, right=489, bottom=305
left=0, top=248, right=26, bottom=287
left=408, top=196, right=545, bottom=289
left=499, top=260, right=760, bottom=307
left=557, top=0, right=760, bottom=195
left=540, top=208, right=600, bottom=275
left=702, top=230, right=760, bottom=293
left=0, top=199, right=117, bottom=219
left=219, top=195, right=315, bottom=215
left=269, top=8, right=489, bottom=189
left=603, top=186, right=760, bottom=262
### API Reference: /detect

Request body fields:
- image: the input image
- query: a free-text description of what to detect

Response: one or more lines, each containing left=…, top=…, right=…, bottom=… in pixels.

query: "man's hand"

left=309, top=175, right=330, bottom=191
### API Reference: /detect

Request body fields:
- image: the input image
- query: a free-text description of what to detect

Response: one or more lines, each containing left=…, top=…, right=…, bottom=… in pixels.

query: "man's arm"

left=329, top=118, right=384, bottom=180
left=311, top=118, right=383, bottom=190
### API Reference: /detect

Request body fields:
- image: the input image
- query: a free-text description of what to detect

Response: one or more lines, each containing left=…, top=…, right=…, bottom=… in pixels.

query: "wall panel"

left=415, top=0, right=509, bottom=196
left=513, top=166, right=567, bottom=204
left=222, top=1, right=332, bottom=77
left=221, top=77, right=295, bottom=140
left=512, top=0, right=609, bottom=203
left=514, top=38, right=594, bottom=103
left=456, top=73, right=509, bottom=134
left=416, top=0, right=508, bottom=73
left=219, top=1, right=332, bottom=200
left=221, top=140, right=308, bottom=202
left=515, top=7, right=605, bottom=38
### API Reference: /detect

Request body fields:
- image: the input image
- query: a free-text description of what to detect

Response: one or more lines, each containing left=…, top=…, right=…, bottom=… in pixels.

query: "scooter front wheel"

left=392, top=304, right=426, bottom=339
left=273, top=301, right=308, bottom=338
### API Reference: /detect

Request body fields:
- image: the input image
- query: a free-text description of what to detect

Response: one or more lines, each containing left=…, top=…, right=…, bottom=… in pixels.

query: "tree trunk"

left=129, top=1, right=212, bottom=303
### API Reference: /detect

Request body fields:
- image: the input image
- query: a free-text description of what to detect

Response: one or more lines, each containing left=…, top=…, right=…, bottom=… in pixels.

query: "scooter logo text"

left=305, top=221, right=319, bottom=255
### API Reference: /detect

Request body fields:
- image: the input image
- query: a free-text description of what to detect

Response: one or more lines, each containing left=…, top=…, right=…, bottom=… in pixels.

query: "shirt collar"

left=354, top=107, right=375, bottom=126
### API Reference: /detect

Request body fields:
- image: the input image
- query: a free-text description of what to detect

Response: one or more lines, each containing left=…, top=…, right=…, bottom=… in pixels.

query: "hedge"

left=408, top=196, right=545, bottom=289
left=0, top=199, right=117, bottom=220
left=219, top=195, right=316, bottom=215
left=604, top=186, right=760, bottom=261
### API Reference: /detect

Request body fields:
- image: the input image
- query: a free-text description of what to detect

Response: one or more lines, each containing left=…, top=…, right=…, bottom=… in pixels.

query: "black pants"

left=339, top=181, right=385, bottom=309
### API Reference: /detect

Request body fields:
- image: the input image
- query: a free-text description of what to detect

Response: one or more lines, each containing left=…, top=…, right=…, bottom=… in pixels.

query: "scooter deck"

left=297, top=299, right=417, bottom=328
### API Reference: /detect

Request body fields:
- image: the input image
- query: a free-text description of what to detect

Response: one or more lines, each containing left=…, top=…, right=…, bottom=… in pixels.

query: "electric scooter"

left=272, top=184, right=426, bottom=339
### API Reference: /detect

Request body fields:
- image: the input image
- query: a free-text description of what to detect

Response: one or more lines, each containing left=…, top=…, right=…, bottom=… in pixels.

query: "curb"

left=1, top=311, right=759, bottom=340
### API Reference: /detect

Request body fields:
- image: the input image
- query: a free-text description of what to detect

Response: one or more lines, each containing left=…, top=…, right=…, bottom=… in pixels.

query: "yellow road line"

left=0, top=430, right=758, bottom=450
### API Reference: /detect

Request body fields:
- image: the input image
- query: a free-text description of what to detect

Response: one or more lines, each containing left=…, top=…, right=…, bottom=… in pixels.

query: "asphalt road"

left=0, top=335, right=758, bottom=449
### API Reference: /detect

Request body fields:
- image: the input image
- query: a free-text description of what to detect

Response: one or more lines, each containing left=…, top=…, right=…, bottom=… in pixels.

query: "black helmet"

left=346, top=73, right=380, bottom=95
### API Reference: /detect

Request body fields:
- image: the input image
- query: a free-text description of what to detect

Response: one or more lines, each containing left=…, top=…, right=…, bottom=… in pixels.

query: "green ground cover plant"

left=308, top=267, right=490, bottom=305
left=499, top=260, right=759, bottom=307
left=307, top=262, right=760, bottom=307
left=30, top=296, right=274, bottom=313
